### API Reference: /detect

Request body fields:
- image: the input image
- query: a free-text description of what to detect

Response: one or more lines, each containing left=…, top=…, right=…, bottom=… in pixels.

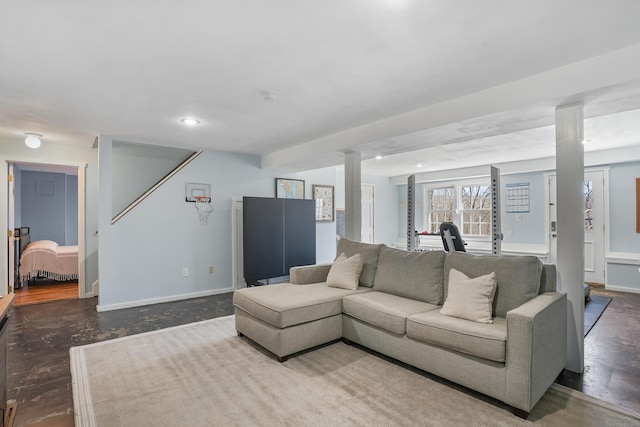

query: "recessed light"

left=375, top=155, right=383, bottom=160
left=416, top=163, right=423, bottom=168
left=582, top=139, right=591, bottom=145
left=24, top=133, right=42, bottom=149
left=181, top=117, right=200, bottom=126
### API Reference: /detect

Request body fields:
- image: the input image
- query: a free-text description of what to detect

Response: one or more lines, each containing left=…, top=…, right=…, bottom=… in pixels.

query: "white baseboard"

left=96, top=287, right=234, bottom=312
left=82, top=280, right=100, bottom=299
left=604, top=285, right=640, bottom=295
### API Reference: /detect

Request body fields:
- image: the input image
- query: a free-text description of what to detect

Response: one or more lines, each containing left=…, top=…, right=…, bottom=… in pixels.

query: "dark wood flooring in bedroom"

left=6, top=288, right=640, bottom=426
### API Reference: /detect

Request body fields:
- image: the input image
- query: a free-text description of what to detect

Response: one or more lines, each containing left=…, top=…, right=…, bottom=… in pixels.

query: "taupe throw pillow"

left=441, top=268, right=496, bottom=324
left=326, top=253, right=363, bottom=291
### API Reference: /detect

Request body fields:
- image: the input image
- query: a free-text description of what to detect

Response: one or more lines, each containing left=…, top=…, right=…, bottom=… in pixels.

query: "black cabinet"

left=243, top=197, right=316, bottom=285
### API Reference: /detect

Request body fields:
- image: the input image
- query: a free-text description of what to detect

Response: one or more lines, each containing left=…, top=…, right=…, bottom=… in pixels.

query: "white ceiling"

left=2, top=1, right=640, bottom=177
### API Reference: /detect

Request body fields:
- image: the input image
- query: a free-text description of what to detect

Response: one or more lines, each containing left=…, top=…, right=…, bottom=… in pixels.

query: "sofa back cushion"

left=336, top=238, right=384, bottom=287
left=539, top=264, right=557, bottom=293
left=373, top=246, right=446, bottom=304
left=443, top=253, right=542, bottom=317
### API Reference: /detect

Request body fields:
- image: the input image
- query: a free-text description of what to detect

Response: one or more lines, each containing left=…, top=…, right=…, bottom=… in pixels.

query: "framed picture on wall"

left=312, top=184, right=334, bottom=222
left=275, top=178, right=305, bottom=199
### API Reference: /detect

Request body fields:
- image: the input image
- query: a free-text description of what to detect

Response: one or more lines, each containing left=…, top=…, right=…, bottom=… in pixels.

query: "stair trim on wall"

left=112, top=150, right=202, bottom=224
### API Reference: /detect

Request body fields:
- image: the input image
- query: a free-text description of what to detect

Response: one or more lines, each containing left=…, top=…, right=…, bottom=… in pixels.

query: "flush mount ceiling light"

left=24, top=133, right=42, bottom=149
left=180, top=117, right=200, bottom=126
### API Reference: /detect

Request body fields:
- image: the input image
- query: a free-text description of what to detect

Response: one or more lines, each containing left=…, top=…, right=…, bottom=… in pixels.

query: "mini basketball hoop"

left=193, top=196, right=213, bottom=225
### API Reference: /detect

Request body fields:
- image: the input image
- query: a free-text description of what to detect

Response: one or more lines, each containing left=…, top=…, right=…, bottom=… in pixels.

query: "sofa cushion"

left=336, top=238, right=384, bottom=287
left=326, top=253, right=363, bottom=290
left=373, top=246, right=446, bottom=304
left=444, top=253, right=542, bottom=318
left=440, top=269, right=496, bottom=324
left=406, top=310, right=507, bottom=362
left=233, top=283, right=369, bottom=329
left=342, top=291, right=438, bottom=335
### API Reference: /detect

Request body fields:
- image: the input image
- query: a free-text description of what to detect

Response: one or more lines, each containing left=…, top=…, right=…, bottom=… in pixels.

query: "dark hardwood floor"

left=8, top=293, right=234, bottom=427
left=6, top=287, right=639, bottom=426
left=555, top=287, right=640, bottom=415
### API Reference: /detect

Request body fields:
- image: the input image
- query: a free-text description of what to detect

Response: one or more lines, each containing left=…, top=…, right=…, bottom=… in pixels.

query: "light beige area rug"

left=70, top=315, right=640, bottom=427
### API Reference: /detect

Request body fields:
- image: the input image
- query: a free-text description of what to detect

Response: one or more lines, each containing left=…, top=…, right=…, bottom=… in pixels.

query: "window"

left=427, top=187, right=455, bottom=233
left=461, top=185, right=491, bottom=236
left=424, top=182, right=491, bottom=237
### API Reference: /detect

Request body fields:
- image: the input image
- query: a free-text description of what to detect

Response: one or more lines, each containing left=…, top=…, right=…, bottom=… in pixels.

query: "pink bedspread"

left=19, top=240, right=78, bottom=282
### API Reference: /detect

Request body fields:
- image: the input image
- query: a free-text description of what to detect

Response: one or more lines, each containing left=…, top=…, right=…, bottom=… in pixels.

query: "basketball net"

left=193, top=196, right=213, bottom=225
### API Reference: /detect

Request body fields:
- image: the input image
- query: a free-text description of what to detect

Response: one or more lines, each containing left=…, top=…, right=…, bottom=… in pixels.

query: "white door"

left=7, top=164, right=15, bottom=293
left=361, top=184, right=374, bottom=244
left=583, top=171, right=605, bottom=284
left=548, top=171, right=605, bottom=284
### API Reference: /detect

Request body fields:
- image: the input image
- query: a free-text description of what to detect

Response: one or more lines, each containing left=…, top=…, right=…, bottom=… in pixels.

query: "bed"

left=17, top=231, right=78, bottom=286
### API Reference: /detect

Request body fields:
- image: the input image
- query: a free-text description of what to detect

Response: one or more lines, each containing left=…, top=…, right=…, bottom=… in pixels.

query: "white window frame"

left=422, top=178, right=492, bottom=240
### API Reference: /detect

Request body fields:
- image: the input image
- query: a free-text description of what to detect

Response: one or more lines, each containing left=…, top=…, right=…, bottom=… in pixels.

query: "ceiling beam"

left=262, top=42, right=640, bottom=170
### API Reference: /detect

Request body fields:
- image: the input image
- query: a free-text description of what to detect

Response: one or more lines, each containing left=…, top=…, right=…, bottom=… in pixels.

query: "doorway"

left=7, top=161, right=85, bottom=304
left=548, top=170, right=606, bottom=284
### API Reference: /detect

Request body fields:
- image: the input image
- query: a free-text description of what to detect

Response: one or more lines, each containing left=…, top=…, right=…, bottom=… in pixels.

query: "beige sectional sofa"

left=233, top=238, right=567, bottom=417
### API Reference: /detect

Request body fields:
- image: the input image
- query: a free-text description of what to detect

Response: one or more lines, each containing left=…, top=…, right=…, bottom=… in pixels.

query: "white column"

left=344, top=151, right=361, bottom=241
left=555, top=103, right=585, bottom=373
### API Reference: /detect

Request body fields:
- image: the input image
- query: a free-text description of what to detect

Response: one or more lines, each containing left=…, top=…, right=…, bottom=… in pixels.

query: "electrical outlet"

left=209, top=266, right=214, bottom=274
left=183, top=267, right=189, bottom=277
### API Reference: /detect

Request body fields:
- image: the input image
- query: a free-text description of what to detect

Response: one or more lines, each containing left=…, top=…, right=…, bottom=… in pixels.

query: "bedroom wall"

left=21, top=170, right=67, bottom=244
left=0, top=138, right=99, bottom=296
left=19, top=171, right=78, bottom=245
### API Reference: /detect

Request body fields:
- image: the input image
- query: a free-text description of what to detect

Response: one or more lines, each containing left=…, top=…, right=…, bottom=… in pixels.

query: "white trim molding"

left=606, top=252, right=640, bottom=265
left=96, top=287, right=234, bottom=312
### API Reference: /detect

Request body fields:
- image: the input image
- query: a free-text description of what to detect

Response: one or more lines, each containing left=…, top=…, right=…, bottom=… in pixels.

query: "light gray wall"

left=608, top=162, right=640, bottom=253
left=606, top=161, right=640, bottom=291
left=289, top=167, right=337, bottom=264
left=500, top=172, right=546, bottom=245
left=99, top=147, right=353, bottom=309
left=111, top=141, right=194, bottom=217
left=21, top=171, right=67, bottom=244
left=98, top=145, right=400, bottom=310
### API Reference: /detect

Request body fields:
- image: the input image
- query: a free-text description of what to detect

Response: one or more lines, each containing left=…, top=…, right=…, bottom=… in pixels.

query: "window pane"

left=584, top=180, right=593, bottom=231
left=427, top=187, right=455, bottom=233
left=461, top=184, right=491, bottom=236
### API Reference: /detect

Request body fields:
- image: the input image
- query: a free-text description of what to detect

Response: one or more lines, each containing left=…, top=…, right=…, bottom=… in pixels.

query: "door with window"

left=548, top=171, right=605, bottom=284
